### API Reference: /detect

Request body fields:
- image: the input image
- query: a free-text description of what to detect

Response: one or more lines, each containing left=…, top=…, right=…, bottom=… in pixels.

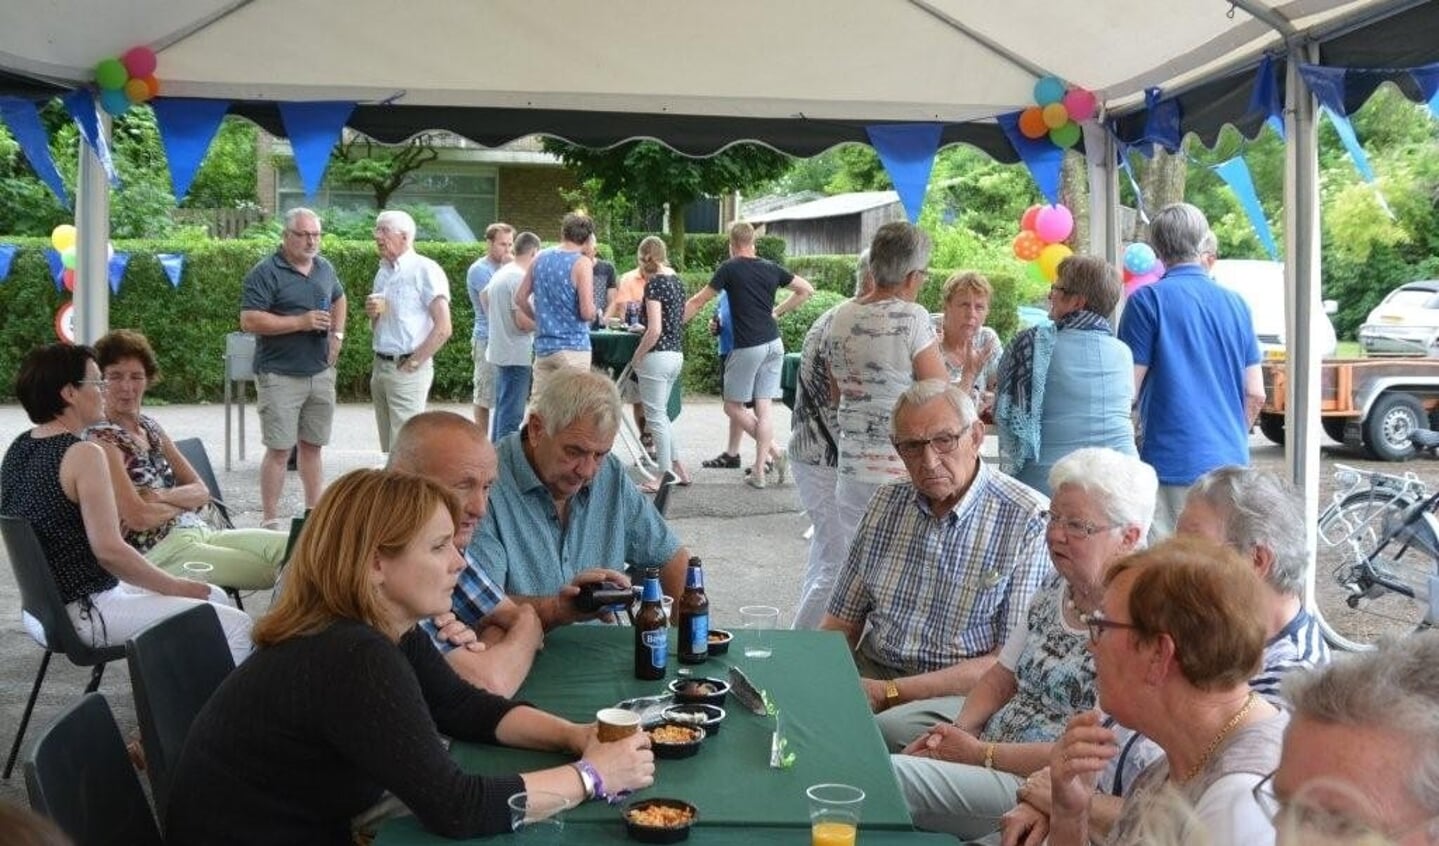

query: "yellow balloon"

left=1038, top=243, right=1073, bottom=281
left=51, top=224, right=77, bottom=252
left=1042, top=102, right=1070, bottom=130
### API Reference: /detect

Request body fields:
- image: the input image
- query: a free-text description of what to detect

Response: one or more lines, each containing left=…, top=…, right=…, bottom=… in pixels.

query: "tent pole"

left=1081, top=122, right=1119, bottom=269
left=73, top=112, right=111, bottom=345
left=1283, top=42, right=1322, bottom=611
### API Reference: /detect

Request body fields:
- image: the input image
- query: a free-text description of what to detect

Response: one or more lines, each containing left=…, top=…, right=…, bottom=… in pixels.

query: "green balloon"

left=1027, top=260, right=1048, bottom=284
left=61, top=248, right=76, bottom=270
left=95, top=58, right=128, bottom=90
left=1049, top=121, right=1082, bottom=149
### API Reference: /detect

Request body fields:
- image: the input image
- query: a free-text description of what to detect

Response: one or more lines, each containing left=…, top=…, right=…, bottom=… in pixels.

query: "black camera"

left=571, top=581, right=640, bottom=613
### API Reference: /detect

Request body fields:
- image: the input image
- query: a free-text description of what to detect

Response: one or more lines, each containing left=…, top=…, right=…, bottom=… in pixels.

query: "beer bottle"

left=634, top=568, right=668, bottom=680
left=677, top=557, right=710, bottom=665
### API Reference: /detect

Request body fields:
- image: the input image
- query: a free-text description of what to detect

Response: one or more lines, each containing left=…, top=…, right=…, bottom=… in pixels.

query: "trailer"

left=1259, top=358, right=1439, bottom=461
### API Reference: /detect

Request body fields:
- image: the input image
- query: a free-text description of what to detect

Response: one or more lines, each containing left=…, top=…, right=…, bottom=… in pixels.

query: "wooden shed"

left=749, top=192, right=904, bottom=256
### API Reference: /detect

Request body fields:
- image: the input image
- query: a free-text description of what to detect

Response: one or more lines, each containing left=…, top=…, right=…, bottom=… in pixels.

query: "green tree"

left=184, top=116, right=257, bottom=208
left=325, top=132, right=440, bottom=210
left=542, top=138, right=791, bottom=265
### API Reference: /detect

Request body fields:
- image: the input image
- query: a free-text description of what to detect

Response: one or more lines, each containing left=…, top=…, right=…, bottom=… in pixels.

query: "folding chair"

left=172, top=437, right=246, bottom=608
left=613, top=362, right=661, bottom=481
left=1, top=516, right=127, bottom=780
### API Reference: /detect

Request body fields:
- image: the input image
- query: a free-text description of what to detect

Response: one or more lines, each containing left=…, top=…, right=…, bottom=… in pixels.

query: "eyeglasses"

left=287, top=230, right=322, bottom=240
left=891, top=431, right=965, bottom=459
left=1080, top=609, right=1141, bottom=644
left=75, top=379, right=108, bottom=392
left=1042, top=510, right=1117, bottom=539
left=1252, top=771, right=1439, bottom=842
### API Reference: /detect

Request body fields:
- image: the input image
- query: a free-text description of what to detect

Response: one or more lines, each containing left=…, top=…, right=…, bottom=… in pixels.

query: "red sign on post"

left=55, top=301, right=75, bottom=344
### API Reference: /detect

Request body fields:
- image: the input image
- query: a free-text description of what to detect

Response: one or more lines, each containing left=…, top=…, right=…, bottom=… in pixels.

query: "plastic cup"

left=662, top=595, right=674, bottom=623
left=181, top=561, right=214, bottom=583
left=596, top=707, right=641, bottom=742
left=739, top=605, right=780, bottom=658
left=366, top=292, right=388, bottom=316
left=508, top=791, right=570, bottom=836
left=807, top=783, right=865, bottom=846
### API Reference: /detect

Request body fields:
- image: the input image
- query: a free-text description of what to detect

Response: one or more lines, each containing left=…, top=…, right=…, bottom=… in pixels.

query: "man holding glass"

left=240, top=207, right=346, bottom=529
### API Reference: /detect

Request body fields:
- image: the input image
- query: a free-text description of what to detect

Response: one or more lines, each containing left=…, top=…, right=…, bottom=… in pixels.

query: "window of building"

left=275, top=163, right=498, bottom=239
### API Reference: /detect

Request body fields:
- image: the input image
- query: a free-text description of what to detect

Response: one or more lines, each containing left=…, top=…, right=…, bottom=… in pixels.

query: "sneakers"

left=702, top=452, right=741, bottom=469
left=260, top=518, right=287, bottom=531
left=773, top=453, right=789, bottom=485
left=743, top=471, right=767, bottom=490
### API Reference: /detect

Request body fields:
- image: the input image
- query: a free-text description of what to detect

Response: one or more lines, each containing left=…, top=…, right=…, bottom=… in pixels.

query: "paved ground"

left=4, top=395, right=1439, bottom=806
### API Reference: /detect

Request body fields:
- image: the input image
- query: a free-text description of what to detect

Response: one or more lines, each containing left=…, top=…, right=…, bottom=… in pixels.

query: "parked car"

left=1358, top=279, right=1439, bottom=355
left=1208, top=259, right=1338, bottom=359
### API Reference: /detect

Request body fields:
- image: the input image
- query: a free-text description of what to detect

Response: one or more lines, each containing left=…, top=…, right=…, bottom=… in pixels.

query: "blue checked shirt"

left=470, top=431, right=681, bottom=597
left=417, top=549, right=507, bottom=654
left=827, top=461, right=1052, bottom=675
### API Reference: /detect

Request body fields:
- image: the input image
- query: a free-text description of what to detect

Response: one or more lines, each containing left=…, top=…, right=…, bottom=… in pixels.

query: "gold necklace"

left=1179, top=692, right=1258, bottom=783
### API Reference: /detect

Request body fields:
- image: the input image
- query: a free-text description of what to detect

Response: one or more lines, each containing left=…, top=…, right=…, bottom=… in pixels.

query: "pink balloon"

left=1125, top=273, right=1160, bottom=297
left=1062, top=88, right=1098, bottom=122
left=1034, top=204, right=1075, bottom=244
left=121, top=46, right=157, bottom=79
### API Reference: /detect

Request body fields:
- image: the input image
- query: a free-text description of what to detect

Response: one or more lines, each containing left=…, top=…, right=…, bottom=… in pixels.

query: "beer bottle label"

left=685, top=614, right=709, bottom=657
left=642, top=628, right=668, bottom=669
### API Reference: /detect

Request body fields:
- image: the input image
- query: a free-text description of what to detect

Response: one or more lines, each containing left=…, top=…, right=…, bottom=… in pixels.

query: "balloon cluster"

left=1017, top=77, right=1097, bottom=150
left=50, top=224, right=114, bottom=292
left=94, top=46, right=160, bottom=117
left=1012, top=203, right=1075, bottom=284
left=1122, top=242, right=1165, bottom=296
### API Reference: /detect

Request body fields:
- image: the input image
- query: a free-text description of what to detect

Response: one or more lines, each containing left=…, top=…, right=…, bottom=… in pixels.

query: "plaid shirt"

left=827, top=461, right=1052, bottom=675
left=417, top=549, right=506, bottom=654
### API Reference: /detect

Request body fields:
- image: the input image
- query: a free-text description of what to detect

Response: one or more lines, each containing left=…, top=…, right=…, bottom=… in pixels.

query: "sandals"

left=640, top=471, right=681, bottom=494
left=702, top=452, right=741, bottom=469
left=743, top=472, right=767, bottom=490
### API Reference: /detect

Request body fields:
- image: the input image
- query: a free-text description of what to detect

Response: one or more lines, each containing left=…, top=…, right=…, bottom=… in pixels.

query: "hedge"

left=0, top=238, right=1016, bottom=403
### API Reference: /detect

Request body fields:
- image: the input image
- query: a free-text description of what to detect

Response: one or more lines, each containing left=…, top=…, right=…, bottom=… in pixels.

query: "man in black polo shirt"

left=684, top=221, right=813, bottom=487
left=240, top=208, right=346, bottom=528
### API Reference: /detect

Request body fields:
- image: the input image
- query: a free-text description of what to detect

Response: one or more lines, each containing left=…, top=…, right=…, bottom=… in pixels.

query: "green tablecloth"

left=376, top=628, right=914, bottom=844
left=590, top=330, right=682, bottom=420
left=380, top=821, right=949, bottom=844
left=781, top=352, right=802, bottom=410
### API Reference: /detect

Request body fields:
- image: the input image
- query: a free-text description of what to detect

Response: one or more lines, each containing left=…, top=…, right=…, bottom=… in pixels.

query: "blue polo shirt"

left=470, top=430, right=681, bottom=596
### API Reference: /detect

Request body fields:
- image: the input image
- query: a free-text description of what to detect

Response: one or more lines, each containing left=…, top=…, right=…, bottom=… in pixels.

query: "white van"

left=1208, top=259, right=1338, bottom=359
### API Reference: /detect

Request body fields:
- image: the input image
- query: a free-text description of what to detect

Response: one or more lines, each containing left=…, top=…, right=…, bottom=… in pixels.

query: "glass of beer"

left=807, top=783, right=864, bottom=846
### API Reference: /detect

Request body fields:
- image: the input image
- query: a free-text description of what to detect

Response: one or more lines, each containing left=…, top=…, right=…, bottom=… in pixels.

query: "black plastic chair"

left=0, top=515, right=127, bottom=780
left=126, top=604, right=236, bottom=819
left=172, top=437, right=246, bottom=608
left=24, top=692, right=164, bottom=846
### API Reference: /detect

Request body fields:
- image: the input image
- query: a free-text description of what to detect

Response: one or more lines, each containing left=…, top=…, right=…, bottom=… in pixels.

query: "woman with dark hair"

left=0, top=343, right=253, bottom=664
left=994, top=255, right=1135, bottom=496
left=166, top=469, right=655, bottom=844
left=88, top=329, right=285, bottom=590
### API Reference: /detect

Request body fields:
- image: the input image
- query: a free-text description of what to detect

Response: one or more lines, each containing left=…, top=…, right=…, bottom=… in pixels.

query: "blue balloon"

left=1124, top=242, right=1157, bottom=275
left=99, top=88, right=131, bottom=117
left=1034, top=76, right=1067, bottom=106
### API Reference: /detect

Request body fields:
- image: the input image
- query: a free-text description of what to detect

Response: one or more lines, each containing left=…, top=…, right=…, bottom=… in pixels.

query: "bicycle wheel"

left=1314, top=491, right=1435, bottom=651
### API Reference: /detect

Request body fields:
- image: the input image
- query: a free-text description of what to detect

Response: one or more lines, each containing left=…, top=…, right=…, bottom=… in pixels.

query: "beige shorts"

left=256, top=369, right=336, bottom=449
left=472, top=337, right=497, bottom=406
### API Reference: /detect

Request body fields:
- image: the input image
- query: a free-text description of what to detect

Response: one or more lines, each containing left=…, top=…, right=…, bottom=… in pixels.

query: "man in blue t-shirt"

left=1117, top=203, right=1264, bottom=537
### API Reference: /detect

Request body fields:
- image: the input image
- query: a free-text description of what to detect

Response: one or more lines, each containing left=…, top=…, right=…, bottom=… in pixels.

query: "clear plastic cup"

left=807, top=783, right=865, bottom=846
left=508, top=791, right=570, bottom=836
left=181, top=561, right=214, bottom=583
left=739, top=605, right=780, bottom=658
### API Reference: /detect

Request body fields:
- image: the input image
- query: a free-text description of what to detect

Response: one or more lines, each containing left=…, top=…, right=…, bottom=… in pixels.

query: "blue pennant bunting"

left=156, top=252, right=185, bottom=288
left=1115, top=139, right=1150, bottom=224
left=1297, top=64, right=1349, bottom=116
left=996, top=112, right=1063, bottom=204
left=44, top=247, right=64, bottom=291
left=1140, top=88, right=1183, bottom=154
left=109, top=251, right=130, bottom=295
left=0, top=244, right=16, bottom=282
left=1211, top=157, right=1278, bottom=260
left=1248, top=55, right=1285, bottom=140
left=152, top=98, right=231, bottom=204
left=1432, top=88, right=1439, bottom=121
left=1321, top=106, right=1375, bottom=183
left=1412, top=63, right=1439, bottom=102
left=278, top=101, right=356, bottom=200
left=62, top=90, right=120, bottom=187
left=0, top=97, right=70, bottom=208
left=865, top=123, right=942, bottom=223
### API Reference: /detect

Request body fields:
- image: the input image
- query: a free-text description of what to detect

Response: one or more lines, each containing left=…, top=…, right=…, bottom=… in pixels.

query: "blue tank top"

left=531, top=248, right=592, bottom=356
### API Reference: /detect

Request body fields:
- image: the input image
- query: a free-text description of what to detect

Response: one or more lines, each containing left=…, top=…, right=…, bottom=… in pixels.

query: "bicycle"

left=1313, top=460, right=1439, bottom=651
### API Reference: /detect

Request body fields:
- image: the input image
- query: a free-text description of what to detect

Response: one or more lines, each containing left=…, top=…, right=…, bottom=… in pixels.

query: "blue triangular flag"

left=109, top=251, right=131, bottom=295
left=1248, top=56, right=1285, bottom=140
left=0, top=97, right=70, bottom=208
left=996, top=112, right=1063, bottom=204
left=865, top=123, right=943, bottom=223
left=1212, top=156, right=1278, bottom=260
left=277, top=101, right=355, bottom=200
left=157, top=252, right=185, bottom=288
left=1321, top=106, right=1376, bottom=183
left=44, top=247, right=64, bottom=290
left=1412, top=63, right=1439, bottom=102
left=1141, top=88, right=1183, bottom=154
left=62, top=89, right=120, bottom=187
left=151, top=98, right=231, bottom=204
left=0, top=244, right=16, bottom=281
left=1297, top=64, right=1349, bottom=116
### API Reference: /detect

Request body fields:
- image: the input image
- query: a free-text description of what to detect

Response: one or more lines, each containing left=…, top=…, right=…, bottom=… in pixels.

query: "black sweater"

left=166, top=621, right=527, bottom=845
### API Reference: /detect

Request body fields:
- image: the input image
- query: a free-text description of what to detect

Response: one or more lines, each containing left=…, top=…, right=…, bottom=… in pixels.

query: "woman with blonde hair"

left=628, top=235, right=691, bottom=490
left=938, top=271, right=1002, bottom=411
left=165, top=469, right=654, bottom=844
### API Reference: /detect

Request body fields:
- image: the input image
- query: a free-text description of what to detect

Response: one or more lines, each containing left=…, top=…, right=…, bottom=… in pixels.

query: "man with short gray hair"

left=1118, top=203, right=1263, bottom=537
left=473, top=367, right=692, bottom=605
left=367, top=209, right=453, bottom=451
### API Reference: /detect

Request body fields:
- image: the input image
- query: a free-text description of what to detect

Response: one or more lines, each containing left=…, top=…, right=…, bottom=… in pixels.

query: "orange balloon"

left=1019, top=204, right=1042, bottom=232
left=124, top=78, right=150, bottom=104
left=142, top=75, right=161, bottom=98
left=1042, top=102, right=1070, bottom=129
left=1038, top=243, right=1073, bottom=282
left=1018, top=107, right=1048, bottom=140
left=1012, top=230, right=1044, bottom=261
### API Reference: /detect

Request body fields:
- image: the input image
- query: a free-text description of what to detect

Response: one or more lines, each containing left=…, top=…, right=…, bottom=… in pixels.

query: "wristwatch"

left=884, top=679, right=901, bottom=709
left=332, top=332, right=345, bottom=341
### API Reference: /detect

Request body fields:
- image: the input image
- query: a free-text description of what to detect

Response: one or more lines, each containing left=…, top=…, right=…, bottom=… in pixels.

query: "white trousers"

left=25, top=582, right=254, bottom=665
left=791, top=460, right=847, bottom=629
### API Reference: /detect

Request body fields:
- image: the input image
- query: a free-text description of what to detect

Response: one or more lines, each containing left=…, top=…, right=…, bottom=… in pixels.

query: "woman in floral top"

left=88, top=330, right=285, bottom=590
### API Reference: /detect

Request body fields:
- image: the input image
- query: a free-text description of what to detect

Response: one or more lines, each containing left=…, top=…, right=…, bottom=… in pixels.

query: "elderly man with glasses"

left=820, top=379, right=1052, bottom=720
left=240, top=207, right=346, bottom=529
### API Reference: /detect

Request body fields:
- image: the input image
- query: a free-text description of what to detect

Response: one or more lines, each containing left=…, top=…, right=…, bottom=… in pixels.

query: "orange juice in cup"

left=807, top=784, right=864, bottom=846
left=812, top=820, right=858, bottom=846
